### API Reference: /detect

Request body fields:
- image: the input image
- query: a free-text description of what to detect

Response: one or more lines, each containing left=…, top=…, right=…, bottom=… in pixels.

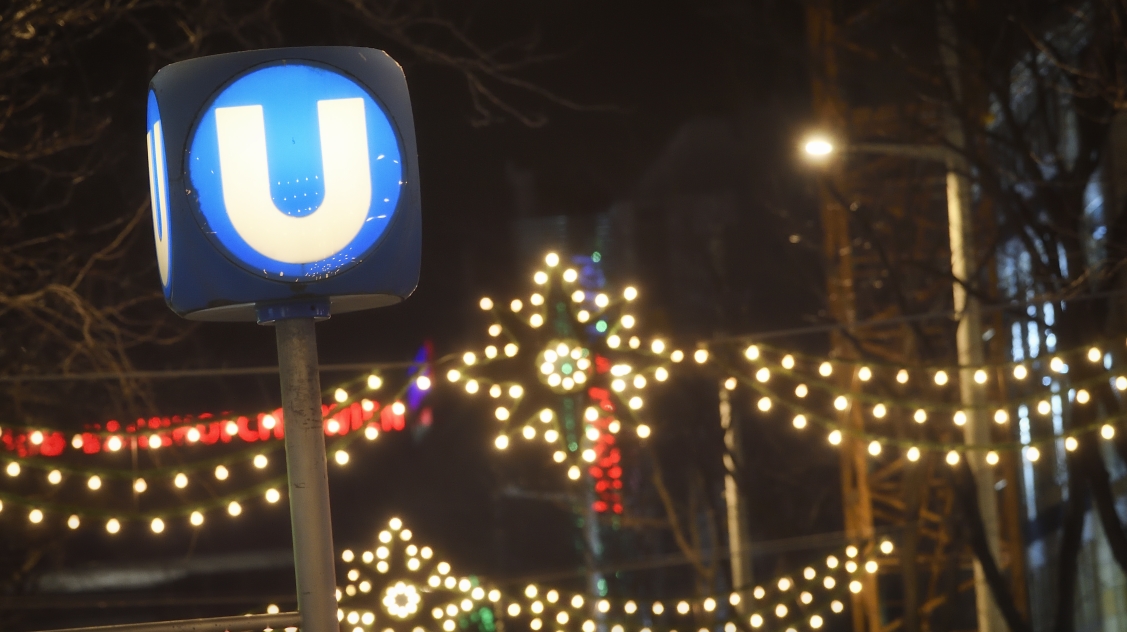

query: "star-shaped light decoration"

left=445, top=253, right=678, bottom=499
left=336, top=517, right=502, bottom=632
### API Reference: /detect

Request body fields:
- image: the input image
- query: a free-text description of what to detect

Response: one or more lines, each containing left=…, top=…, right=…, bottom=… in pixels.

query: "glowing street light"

left=803, top=136, right=835, bottom=158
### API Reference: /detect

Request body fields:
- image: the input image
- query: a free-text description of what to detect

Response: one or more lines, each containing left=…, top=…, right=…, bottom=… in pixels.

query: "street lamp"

left=801, top=133, right=1003, bottom=632
left=802, top=135, right=834, bottom=158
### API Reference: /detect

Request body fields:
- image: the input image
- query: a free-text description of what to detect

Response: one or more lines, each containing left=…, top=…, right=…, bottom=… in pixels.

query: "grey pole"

left=275, top=317, right=338, bottom=632
left=720, top=383, right=752, bottom=612
left=937, top=4, right=1004, bottom=631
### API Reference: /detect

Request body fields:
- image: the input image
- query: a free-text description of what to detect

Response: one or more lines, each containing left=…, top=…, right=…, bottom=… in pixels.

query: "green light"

left=592, top=251, right=601, bottom=262
left=595, top=320, right=607, bottom=333
left=561, top=363, right=573, bottom=375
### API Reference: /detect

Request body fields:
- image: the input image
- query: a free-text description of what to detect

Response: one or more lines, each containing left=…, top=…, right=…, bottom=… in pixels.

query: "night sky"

left=0, top=2, right=842, bottom=629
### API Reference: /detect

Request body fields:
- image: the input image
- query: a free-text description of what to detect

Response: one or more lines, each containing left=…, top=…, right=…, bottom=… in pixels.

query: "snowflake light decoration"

left=337, top=517, right=501, bottom=632
left=446, top=253, right=678, bottom=495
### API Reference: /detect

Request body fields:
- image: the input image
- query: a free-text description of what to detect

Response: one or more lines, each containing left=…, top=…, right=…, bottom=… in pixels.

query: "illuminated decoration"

left=336, top=517, right=496, bottom=632
left=0, top=364, right=427, bottom=532
left=450, top=253, right=672, bottom=506
left=146, top=47, right=420, bottom=320
left=336, top=518, right=892, bottom=632
left=690, top=339, right=1127, bottom=459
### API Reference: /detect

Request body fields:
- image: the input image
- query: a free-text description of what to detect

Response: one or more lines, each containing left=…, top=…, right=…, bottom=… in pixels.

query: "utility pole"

left=937, top=4, right=1004, bottom=632
left=720, top=383, right=752, bottom=611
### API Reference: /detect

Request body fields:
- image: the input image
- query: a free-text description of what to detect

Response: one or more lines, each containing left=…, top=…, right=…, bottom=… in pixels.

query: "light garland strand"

left=0, top=371, right=428, bottom=532
left=332, top=517, right=894, bottom=632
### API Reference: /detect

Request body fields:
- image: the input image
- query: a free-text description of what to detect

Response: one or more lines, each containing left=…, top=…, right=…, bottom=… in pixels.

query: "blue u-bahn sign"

left=146, top=48, right=420, bottom=321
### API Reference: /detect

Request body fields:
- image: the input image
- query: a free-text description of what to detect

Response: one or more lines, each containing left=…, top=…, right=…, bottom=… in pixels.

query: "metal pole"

left=720, top=383, right=752, bottom=612
left=937, top=4, right=1003, bottom=630
left=276, top=317, right=338, bottom=632
left=33, top=612, right=302, bottom=632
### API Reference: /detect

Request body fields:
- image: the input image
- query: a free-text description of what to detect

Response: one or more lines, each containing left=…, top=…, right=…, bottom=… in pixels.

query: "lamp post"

left=802, top=135, right=1004, bottom=632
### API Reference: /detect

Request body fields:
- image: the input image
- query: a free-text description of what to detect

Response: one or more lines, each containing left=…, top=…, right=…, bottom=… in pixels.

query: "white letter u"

left=214, top=98, right=372, bottom=264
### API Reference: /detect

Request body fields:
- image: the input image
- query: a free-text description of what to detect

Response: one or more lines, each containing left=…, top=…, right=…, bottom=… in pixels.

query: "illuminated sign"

left=187, top=64, right=403, bottom=281
left=146, top=48, right=420, bottom=321
left=145, top=90, right=172, bottom=291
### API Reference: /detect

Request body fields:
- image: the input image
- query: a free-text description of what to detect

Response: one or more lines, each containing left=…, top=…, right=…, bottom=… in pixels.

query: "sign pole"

left=275, top=316, right=337, bottom=632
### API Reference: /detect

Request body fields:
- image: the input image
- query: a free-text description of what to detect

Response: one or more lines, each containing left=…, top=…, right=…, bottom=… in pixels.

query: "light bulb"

left=913, top=409, right=927, bottom=423
left=694, top=349, right=709, bottom=363
left=795, top=384, right=808, bottom=397
left=266, top=488, right=281, bottom=503
left=792, top=415, right=807, bottom=429
left=334, top=388, right=348, bottom=403
left=479, top=297, right=494, bottom=310
left=1014, top=365, right=1028, bottom=379
left=214, top=465, right=229, bottom=480
left=151, top=518, right=165, bottom=533
left=67, top=515, right=80, bottom=529
left=174, top=472, right=188, bottom=488
left=986, top=451, right=1000, bottom=465
left=254, top=454, right=268, bottom=469
left=106, top=518, right=121, bottom=534
left=868, top=441, right=881, bottom=456
left=828, top=430, right=842, bottom=445
left=1088, top=347, right=1102, bottom=362
left=534, top=271, right=548, bottom=285
left=974, top=369, right=987, bottom=384
left=48, top=470, right=62, bottom=485
left=896, top=369, right=909, bottom=383
left=946, top=451, right=960, bottom=465
left=858, top=366, right=871, bottom=381
left=190, top=511, right=204, bottom=526
left=744, top=345, right=759, bottom=360
left=545, top=252, right=560, bottom=267
left=1076, top=389, right=1090, bottom=404
left=1026, top=447, right=1041, bottom=462
left=133, top=478, right=147, bottom=493
left=227, top=501, right=242, bottom=516
left=495, top=435, right=509, bottom=450
left=934, top=370, right=948, bottom=385
left=334, top=450, right=349, bottom=465
left=994, top=409, right=1009, bottom=424
left=624, top=286, right=638, bottom=300
left=28, top=509, right=43, bottom=524
left=637, top=424, right=651, bottom=438
left=368, top=374, right=383, bottom=389
left=87, top=475, right=101, bottom=490
left=906, top=447, right=920, bottom=462
left=819, top=362, right=832, bottom=376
